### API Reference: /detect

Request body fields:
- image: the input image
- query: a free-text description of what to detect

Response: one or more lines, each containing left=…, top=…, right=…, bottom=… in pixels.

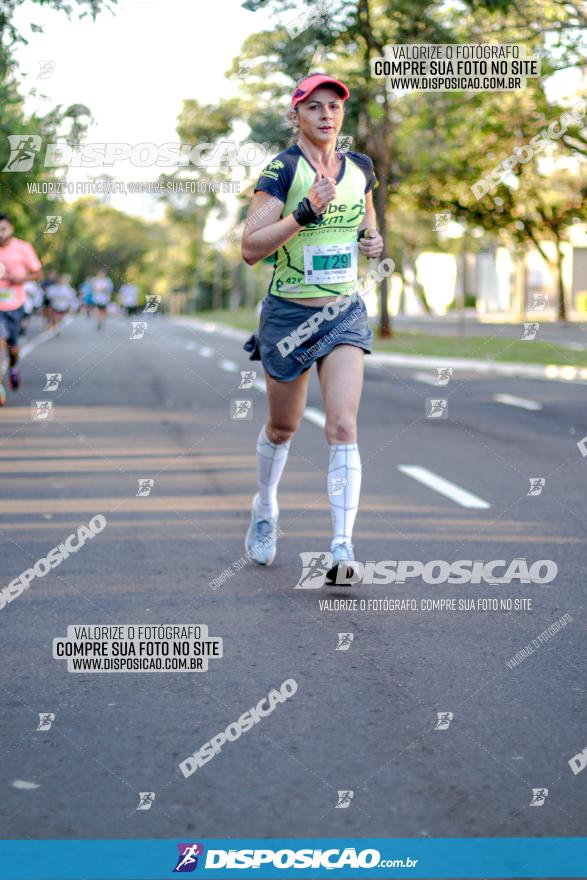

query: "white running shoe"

left=326, top=541, right=357, bottom=585
left=245, top=494, right=278, bottom=566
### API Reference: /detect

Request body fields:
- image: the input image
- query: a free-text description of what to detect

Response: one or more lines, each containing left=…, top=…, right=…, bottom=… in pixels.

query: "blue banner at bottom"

left=0, top=838, right=586, bottom=880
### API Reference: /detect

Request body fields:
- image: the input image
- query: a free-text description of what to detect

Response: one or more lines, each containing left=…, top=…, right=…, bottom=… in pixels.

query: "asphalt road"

left=1, top=312, right=586, bottom=847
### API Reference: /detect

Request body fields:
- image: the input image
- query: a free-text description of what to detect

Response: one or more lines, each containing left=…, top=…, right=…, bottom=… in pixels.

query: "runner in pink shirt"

left=0, top=214, right=43, bottom=405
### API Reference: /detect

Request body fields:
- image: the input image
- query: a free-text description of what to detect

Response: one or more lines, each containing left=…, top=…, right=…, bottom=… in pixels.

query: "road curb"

left=175, top=316, right=587, bottom=383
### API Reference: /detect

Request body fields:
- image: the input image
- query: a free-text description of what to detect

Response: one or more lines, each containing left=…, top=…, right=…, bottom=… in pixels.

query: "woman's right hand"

left=307, top=169, right=337, bottom=214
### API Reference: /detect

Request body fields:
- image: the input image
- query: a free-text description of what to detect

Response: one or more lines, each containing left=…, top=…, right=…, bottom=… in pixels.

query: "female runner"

left=242, top=73, right=383, bottom=582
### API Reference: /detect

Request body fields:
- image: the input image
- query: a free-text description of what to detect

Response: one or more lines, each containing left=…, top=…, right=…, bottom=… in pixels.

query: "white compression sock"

left=255, top=425, right=291, bottom=519
left=328, top=443, right=362, bottom=546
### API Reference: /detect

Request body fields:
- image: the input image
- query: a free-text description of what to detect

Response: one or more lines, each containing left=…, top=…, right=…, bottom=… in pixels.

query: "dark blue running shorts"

left=0, top=306, right=26, bottom=346
left=243, top=292, right=372, bottom=382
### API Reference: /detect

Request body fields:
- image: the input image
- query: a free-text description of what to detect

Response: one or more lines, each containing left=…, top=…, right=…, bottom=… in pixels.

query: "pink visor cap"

left=291, top=74, right=350, bottom=109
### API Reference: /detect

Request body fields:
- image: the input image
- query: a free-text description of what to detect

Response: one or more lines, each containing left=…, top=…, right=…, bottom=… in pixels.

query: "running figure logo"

left=294, top=551, right=333, bottom=589
left=335, top=790, right=354, bottom=809
left=435, top=367, right=453, bottom=386
left=3, top=135, right=42, bottom=172
left=522, top=322, right=539, bottom=340
left=143, top=295, right=161, bottom=313
left=336, top=135, right=354, bottom=153
left=44, top=216, right=62, bottom=234
left=530, top=788, right=548, bottom=806
left=137, top=478, right=155, bottom=497
left=36, top=713, right=55, bottom=731
left=234, top=60, right=254, bottom=80
left=32, top=400, right=54, bottom=420
left=136, top=792, right=155, bottom=811
left=173, top=843, right=204, bottom=873
left=328, top=477, right=347, bottom=496
left=231, top=399, right=253, bottom=420
left=37, top=60, right=56, bottom=79
left=435, top=712, right=453, bottom=730
left=336, top=633, right=354, bottom=651
left=130, top=322, right=148, bottom=340
left=426, top=398, right=448, bottom=419
left=527, top=478, right=545, bottom=496
left=433, top=212, right=453, bottom=231
left=44, top=373, right=62, bottom=391
left=239, top=371, right=256, bottom=389
left=531, top=294, right=549, bottom=311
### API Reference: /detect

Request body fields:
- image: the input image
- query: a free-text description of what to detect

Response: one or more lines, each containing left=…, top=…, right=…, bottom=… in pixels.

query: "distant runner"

left=118, top=282, right=140, bottom=316
left=0, top=214, right=43, bottom=405
left=79, top=277, right=94, bottom=317
left=91, top=269, right=114, bottom=329
left=241, top=73, right=383, bottom=583
left=40, top=268, right=58, bottom=328
left=47, top=275, right=77, bottom=331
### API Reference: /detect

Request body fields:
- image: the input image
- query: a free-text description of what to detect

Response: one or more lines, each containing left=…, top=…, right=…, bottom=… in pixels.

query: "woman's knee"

left=325, top=415, right=357, bottom=444
left=266, top=421, right=299, bottom=445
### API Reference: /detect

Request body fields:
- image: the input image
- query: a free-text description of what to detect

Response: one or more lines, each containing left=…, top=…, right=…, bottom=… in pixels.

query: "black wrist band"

left=293, top=197, right=323, bottom=226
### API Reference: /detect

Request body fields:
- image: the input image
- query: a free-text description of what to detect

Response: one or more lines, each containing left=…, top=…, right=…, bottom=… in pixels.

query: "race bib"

left=303, top=242, right=358, bottom=285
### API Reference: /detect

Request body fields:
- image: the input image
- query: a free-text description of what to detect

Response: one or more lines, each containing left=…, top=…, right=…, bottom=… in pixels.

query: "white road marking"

left=303, top=407, right=326, bottom=429
left=219, top=359, right=239, bottom=372
left=20, top=316, right=73, bottom=359
left=199, top=346, right=213, bottom=358
left=12, top=780, right=40, bottom=789
left=493, top=393, right=542, bottom=411
left=398, top=465, right=490, bottom=509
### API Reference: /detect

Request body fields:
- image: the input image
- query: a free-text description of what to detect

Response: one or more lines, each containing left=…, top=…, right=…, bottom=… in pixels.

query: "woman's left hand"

left=358, top=229, right=384, bottom=259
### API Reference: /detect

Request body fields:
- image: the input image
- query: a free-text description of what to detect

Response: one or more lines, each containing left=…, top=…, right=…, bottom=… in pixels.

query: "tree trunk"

left=556, top=241, right=567, bottom=321
left=213, top=250, right=222, bottom=311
